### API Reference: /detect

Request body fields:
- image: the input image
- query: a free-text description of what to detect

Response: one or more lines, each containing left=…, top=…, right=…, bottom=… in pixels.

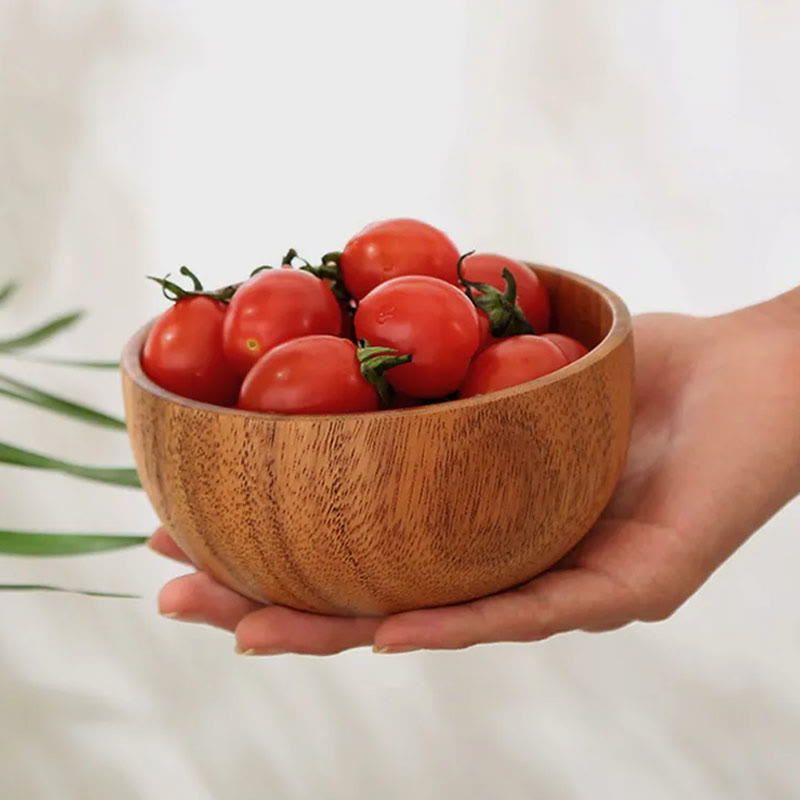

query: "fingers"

left=158, top=571, right=379, bottom=655
left=235, top=606, right=382, bottom=656
left=373, top=568, right=637, bottom=652
left=148, top=527, right=193, bottom=565
left=153, top=537, right=380, bottom=654
left=158, top=572, right=262, bottom=631
left=157, top=566, right=636, bottom=654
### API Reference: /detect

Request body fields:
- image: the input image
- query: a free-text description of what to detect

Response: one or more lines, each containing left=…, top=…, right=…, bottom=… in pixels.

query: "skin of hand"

left=152, top=287, right=800, bottom=655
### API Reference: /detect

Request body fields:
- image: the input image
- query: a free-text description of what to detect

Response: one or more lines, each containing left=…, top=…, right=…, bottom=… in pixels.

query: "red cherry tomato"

left=460, top=253, right=551, bottom=334
left=223, top=269, right=341, bottom=376
left=142, top=296, right=241, bottom=406
left=458, top=335, right=568, bottom=398
left=238, top=335, right=379, bottom=414
left=541, top=333, right=589, bottom=363
left=340, top=218, right=460, bottom=300
left=355, top=275, right=481, bottom=398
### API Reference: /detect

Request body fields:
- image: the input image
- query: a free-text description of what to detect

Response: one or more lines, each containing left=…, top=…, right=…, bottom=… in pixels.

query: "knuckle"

left=515, top=590, right=559, bottom=641
left=636, top=587, right=685, bottom=622
left=635, top=557, right=707, bottom=623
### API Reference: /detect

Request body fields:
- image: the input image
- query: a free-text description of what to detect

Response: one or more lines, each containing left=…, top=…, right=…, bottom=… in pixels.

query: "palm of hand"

left=154, top=307, right=800, bottom=654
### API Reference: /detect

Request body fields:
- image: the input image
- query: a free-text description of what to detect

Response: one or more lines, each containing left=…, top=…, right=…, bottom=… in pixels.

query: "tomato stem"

left=321, top=251, right=342, bottom=266
left=302, top=263, right=340, bottom=281
left=357, top=339, right=412, bottom=407
left=281, top=248, right=298, bottom=266
left=281, top=248, right=311, bottom=268
left=297, top=251, right=351, bottom=303
left=147, top=269, right=238, bottom=304
left=456, top=251, right=533, bottom=338
left=180, top=266, right=204, bottom=292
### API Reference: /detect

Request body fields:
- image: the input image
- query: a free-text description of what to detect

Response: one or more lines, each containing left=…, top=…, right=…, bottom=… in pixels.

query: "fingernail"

left=161, top=611, right=210, bottom=625
left=235, top=645, right=287, bottom=656
left=372, top=645, right=419, bottom=654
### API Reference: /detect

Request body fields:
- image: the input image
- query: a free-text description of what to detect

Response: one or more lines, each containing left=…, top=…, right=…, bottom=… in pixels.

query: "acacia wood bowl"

left=121, top=264, right=633, bottom=616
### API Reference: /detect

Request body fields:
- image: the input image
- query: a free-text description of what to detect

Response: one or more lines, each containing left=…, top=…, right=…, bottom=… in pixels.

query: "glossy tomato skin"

left=355, top=275, right=480, bottom=399
left=340, top=218, right=461, bottom=300
left=541, top=333, right=589, bottom=363
left=476, top=313, right=493, bottom=352
left=223, top=269, right=341, bottom=376
left=460, top=253, right=551, bottom=334
left=142, top=296, right=241, bottom=406
left=458, top=335, right=568, bottom=398
left=238, top=335, right=379, bottom=415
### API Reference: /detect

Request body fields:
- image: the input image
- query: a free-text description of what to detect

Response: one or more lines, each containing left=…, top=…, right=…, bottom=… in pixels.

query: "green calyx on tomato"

left=456, top=251, right=533, bottom=338
left=303, top=252, right=343, bottom=285
left=148, top=266, right=238, bottom=304
left=300, top=251, right=349, bottom=302
left=356, top=339, right=412, bottom=407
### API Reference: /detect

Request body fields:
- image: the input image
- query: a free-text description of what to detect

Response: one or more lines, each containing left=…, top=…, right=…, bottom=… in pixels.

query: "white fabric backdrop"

left=1, top=1, right=799, bottom=797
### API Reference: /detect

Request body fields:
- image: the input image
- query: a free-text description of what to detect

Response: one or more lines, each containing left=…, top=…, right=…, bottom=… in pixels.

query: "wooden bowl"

left=121, top=264, right=633, bottom=616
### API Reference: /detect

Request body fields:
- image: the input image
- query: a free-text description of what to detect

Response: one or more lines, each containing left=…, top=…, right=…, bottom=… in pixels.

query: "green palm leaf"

left=0, top=373, right=126, bottom=429
left=0, top=584, right=139, bottom=598
left=0, top=281, right=18, bottom=305
left=0, top=441, right=141, bottom=488
left=10, top=355, right=120, bottom=369
left=0, top=311, right=84, bottom=351
left=0, top=293, right=144, bottom=601
left=0, top=529, right=147, bottom=556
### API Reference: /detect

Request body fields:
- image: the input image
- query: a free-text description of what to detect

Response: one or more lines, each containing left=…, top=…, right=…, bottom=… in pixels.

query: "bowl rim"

left=121, top=262, right=632, bottom=422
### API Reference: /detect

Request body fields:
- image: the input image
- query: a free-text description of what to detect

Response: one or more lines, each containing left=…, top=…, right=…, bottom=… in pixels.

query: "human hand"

left=153, top=290, right=800, bottom=654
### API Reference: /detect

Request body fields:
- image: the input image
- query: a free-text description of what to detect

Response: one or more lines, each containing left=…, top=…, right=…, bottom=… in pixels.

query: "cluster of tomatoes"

left=140, top=219, right=588, bottom=414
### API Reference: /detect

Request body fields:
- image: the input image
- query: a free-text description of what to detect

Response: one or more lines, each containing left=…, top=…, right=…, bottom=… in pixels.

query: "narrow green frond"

left=0, top=530, right=147, bottom=556
left=0, top=311, right=84, bottom=351
left=0, top=441, right=141, bottom=488
left=0, top=374, right=126, bottom=430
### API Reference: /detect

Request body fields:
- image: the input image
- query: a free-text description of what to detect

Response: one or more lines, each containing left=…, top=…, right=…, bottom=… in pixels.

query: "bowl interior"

left=534, top=264, right=616, bottom=349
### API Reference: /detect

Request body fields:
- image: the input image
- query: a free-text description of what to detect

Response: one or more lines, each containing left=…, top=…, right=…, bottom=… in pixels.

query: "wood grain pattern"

left=121, top=264, right=634, bottom=616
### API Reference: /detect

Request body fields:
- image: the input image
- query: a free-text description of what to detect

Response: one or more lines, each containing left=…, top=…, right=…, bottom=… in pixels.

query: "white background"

left=1, top=1, right=799, bottom=797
